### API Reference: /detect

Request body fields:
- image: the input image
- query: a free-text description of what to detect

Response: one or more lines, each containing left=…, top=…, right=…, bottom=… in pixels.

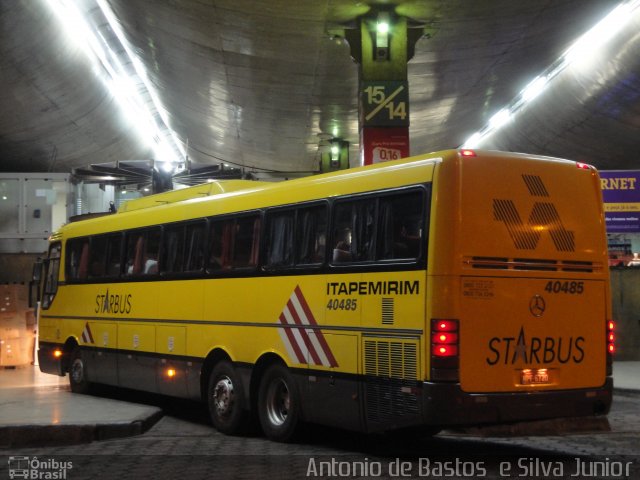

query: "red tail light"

left=607, top=320, right=615, bottom=356
left=433, top=344, right=459, bottom=357
left=431, top=319, right=459, bottom=381
left=432, top=332, right=458, bottom=344
left=576, top=162, right=591, bottom=169
left=460, top=149, right=477, bottom=157
left=434, top=319, right=457, bottom=332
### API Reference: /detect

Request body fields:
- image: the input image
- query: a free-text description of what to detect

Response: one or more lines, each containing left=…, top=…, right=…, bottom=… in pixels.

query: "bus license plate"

left=521, top=369, right=550, bottom=385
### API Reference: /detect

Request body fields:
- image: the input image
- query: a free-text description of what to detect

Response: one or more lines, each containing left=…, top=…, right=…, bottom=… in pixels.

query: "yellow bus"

left=34, top=149, right=614, bottom=441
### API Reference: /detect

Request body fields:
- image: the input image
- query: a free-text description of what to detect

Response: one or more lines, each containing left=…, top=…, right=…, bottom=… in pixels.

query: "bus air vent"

left=381, top=298, right=394, bottom=325
left=364, top=339, right=420, bottom=422
left=364, top=340, right=418, bottom=379
left=465, top=257, right=598, bottom=273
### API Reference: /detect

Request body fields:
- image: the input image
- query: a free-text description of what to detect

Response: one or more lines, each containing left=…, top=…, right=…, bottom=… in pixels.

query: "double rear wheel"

left=208, top=360, right=301, bottom=441
left=257, top=363, right=301, bottom=442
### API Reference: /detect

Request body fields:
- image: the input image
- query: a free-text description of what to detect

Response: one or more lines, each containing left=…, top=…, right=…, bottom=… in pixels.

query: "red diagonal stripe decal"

left=294, top=285, right=338, bottom=368
left=278, top=313, right=305, bottom=364
left=286, top=299, right=322, bottom=366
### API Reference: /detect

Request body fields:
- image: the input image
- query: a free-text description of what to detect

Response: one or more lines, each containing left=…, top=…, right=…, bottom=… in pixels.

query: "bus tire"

left=258, top=363, right=301, bottom=442
left=207, top=361, right=247, bottom=435
left=68, top=348, right=91, bottom=394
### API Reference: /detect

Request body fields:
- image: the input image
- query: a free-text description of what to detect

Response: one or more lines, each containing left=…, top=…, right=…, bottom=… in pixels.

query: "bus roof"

left=53, top=149, right=584, bottom=239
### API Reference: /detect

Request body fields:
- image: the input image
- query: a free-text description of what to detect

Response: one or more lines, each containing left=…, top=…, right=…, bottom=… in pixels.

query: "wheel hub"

left=213, top=376, right=235, bottom=416
left=71, top=358, right=84, bottom=384
left=266, top=379, right=290, bottom=426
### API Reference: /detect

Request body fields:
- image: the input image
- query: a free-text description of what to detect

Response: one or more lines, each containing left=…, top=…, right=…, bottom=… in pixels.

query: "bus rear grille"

left=364, top=340, right=419, bottom=422
left=464, top=256, right=600, bottom=273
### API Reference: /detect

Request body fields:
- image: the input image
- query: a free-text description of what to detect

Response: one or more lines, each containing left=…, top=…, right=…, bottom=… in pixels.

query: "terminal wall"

left=0, top=253, right=41, bottom=284
left=610, top=269, right=640, bottom=360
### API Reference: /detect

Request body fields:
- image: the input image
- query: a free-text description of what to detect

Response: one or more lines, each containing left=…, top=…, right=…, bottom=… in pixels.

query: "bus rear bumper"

left=37, top=342, right=65, bottom=376
left=421, top=377, right=613, bottom=426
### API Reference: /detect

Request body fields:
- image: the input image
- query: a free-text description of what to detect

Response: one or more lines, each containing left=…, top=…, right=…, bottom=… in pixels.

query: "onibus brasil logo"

left=7, top=456, right=72, bottom=479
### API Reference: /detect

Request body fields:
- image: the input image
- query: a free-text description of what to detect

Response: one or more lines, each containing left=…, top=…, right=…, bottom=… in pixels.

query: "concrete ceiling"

left=1, top=0, right=639, bottom=178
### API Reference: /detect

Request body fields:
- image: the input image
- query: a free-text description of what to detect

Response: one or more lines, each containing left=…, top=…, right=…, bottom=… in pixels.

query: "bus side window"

left=89, top=236, right=108, bottom=278
left=296, top=205, right=327, bottom=265
left=105, top=234, right=123, bottom=276
left=125, top=233, right=144, bottom=275
left=144, top=228, right=161, bottom=274
left=265, top=210, right=295, bottom=268
left=232, top=215, right=261, bottom=268
left=332, top=199, right=375, bottom=263
left=209, top=215, right=261, bottom=271
left=124, top=228, right=161, bottom=276
left=208, top=220, right=224, bottom=271
left=162, top=225, right=186, bottom=273
left=378, top=191, right=424, bottom=260
left=42, top=243, right=61, bottom=309
left=66, top=238, right=89, bottom=281
left=184, top=222, right=206, bottom=272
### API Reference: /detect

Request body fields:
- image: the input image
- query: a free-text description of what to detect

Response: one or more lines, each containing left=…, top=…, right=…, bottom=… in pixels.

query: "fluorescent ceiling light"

left=44, top=0, right=183, bottom=166
left=459, top=0, right=640, bottom=149
left=521, top=76, right=548, bottom=103
left=489, top=109, right=511, bottom=129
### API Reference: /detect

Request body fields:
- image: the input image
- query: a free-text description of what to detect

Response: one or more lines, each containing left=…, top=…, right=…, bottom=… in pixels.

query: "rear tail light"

left=606, top=319, right=615, bottom=375
left=431, top=319, right=459, bottom=381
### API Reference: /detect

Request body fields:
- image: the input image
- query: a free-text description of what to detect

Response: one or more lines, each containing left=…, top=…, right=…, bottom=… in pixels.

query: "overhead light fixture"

left=377, top=18, right=390, bottom=35
left=161, top=162, right=175, bottom=173
left=521, top=76, right=548, bottom=102
left=459, top=0, right=640, bottom=150
left=563, top=2, right=635, bottom=68
left=44, top=0, right=185, bottom=168
left=461, top=132, right=483, bottom=149
left=375, top=11, right=391, bottom=60
left=488, top=109, right=511, bottom=129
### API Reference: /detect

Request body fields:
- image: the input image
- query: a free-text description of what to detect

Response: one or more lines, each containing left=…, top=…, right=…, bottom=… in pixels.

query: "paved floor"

left=0, top=361, right=637, bottom=448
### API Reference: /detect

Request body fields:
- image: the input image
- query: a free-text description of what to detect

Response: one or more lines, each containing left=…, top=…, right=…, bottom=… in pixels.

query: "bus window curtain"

left=351, top=202, right=376, bottom=261
left=250, top=217, right=261, bottom=266
left=78, top=242, right=89, bottom=280
left=298, top=211, right=316, bottom=263
left=221, top=222, right=234, bottom=269
left=132, top=235, right=145, bottom=274
left=379, top=201, right=394, bottom=259
left=185, top=226, right=204, bottom=271
left=165, top=230, right=180, bottom=273
left=268, top=215, right=293, bottom=266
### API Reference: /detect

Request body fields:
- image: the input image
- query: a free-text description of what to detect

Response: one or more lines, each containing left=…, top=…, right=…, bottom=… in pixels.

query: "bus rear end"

left=425, top=150, right=612, bottom=427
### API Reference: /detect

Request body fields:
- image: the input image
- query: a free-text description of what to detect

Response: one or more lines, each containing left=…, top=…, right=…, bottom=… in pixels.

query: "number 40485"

left=326, top=298, right=358, bottom=310
left=544, top=281, right=584, bottom=294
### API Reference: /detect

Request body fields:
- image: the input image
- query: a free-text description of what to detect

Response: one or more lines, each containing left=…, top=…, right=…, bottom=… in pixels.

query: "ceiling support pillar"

left=345, top=10, right=422, bottom=166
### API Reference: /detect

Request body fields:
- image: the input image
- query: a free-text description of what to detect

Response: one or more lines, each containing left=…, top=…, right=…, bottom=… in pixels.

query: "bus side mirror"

left=29, top=259, right=44, bottom=308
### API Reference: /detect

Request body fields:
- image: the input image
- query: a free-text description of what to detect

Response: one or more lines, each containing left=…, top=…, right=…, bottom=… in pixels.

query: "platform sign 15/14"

left=361, top=81, right=409, bottom=127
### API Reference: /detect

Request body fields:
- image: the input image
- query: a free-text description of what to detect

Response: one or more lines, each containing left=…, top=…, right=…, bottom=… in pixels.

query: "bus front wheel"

left=258, top=363, right=301, bottom=442
left=207, top=361, right=247, bottom=435
left=69, top=348, right=91, bottom=394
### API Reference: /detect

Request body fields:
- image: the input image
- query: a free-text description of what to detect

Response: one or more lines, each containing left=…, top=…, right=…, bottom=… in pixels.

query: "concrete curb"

left=0, top=409, right=163, bottom=448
